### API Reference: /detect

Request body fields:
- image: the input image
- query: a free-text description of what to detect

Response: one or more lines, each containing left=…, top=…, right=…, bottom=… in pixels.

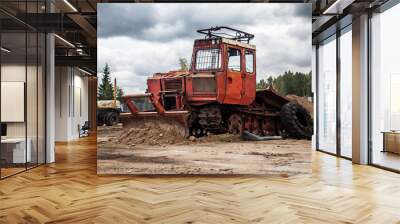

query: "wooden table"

left=382, top=131, right=400, bottom=154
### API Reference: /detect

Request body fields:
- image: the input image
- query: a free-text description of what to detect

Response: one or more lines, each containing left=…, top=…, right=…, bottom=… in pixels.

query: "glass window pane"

left=340, top=28, right=352, bottom=158
left=1, top=31, right=27, bottom=177
left=0, top=1, right=46, bottom=179
left=371, top=4, right=400, bottom=171
left=317, top=36, right=337, bottom=154
left=27, top=31, right=38, bottom=169
left=245, top=50, right=254, bottom=73
left=38, top=33, right=45, bottom=165
left=228, top=48, right=241, bottom=71
left=195, top=48, right=221, bottom=71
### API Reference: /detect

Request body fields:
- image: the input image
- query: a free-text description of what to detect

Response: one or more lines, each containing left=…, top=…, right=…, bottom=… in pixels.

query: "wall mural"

left=97, top=3, right=313, bottom=175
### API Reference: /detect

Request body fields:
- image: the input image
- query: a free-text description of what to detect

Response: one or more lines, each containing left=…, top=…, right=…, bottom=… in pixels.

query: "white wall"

left=55, top=67, right=89, bottom=141
left=71, top=72, right=89, bottom=138
left=55, top=66, right=69, bottom=141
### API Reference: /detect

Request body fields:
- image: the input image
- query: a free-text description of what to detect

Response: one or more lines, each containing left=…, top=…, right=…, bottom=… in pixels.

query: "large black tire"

left=97, top=110, right=106, bottom=126
left=105, top=112, right=119, bottom=126
left=280, top=102, right=313, bottom=139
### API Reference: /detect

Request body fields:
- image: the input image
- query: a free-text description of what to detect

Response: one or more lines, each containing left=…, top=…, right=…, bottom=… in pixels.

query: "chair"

left=79, top=121, right=90, bottom=138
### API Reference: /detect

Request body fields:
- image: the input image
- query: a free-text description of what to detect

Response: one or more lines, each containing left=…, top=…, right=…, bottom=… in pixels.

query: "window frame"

left=245, top=49, right=254, bottom=74
left=227, top=47, right=242, bottom=72
left=194, top=48, right=222, bottom=72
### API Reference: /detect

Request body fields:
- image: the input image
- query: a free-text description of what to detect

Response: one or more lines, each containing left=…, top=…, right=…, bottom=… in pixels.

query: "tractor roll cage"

left=197, top=26, right=254, bottom=43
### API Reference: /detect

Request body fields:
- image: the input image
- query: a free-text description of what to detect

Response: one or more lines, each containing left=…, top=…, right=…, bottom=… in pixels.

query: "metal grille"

left=195, top=48, right=221, bottom=71
left=164, top=79, right=182, bottom=91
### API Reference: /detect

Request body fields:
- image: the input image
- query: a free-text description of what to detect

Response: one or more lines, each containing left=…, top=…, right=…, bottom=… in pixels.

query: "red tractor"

left=122, top=27, right=313, bottom=139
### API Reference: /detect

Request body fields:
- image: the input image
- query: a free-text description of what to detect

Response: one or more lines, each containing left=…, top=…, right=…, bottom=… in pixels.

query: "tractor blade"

left=119, top=111, right=190, bottom=139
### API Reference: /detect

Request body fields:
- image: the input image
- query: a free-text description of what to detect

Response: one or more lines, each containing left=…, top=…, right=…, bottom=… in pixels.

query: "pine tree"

left=117, top=86, right=124, bottom=102
left=267, top=77, right=273, bottom=87
left=98, top=63, right=114, bottom=100
left=256, top=79, right=267, bottom=89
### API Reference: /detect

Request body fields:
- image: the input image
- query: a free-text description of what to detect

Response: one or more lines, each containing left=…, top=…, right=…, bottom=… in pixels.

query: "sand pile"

left=111, top=119, right=187, bottom=146
left=98, top=119, right=242, bottom=146
left=286, top=95, right=314, bottom=118
left=110, top=127, right=240, bottom=146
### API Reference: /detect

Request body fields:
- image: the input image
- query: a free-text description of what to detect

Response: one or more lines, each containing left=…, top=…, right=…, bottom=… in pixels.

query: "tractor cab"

left=187, top=26, right=257, bottom=106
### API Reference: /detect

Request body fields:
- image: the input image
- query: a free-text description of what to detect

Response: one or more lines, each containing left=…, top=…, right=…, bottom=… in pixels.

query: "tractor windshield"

left=194, top=48, right=221, bottom=71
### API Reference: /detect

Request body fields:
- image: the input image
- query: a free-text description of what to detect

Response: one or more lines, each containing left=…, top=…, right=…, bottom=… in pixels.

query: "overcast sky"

left=98, top=3, right=311, bottom=93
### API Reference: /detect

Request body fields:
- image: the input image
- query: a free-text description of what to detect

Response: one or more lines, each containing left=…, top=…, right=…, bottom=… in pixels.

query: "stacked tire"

left=97, top=109, right=120, bottom=126
left=280, top=102, right=313, bottom=139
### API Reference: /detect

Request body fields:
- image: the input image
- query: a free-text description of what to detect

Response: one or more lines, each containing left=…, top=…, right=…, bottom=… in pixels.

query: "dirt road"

left=97, top=134, right=311, bottom=175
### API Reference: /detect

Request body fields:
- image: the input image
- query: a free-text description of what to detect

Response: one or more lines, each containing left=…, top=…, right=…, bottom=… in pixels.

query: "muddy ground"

left=97, top=124, right=311, bottom=175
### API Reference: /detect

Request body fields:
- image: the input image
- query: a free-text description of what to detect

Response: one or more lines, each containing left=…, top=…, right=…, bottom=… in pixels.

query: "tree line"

left=99, top=62, right=312, bottom=100
left=257, top=71, right=312, bottom=97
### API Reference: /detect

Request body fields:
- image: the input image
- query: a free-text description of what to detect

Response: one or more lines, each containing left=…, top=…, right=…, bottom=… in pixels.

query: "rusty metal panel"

left=192, top=77, right=216, bottom=93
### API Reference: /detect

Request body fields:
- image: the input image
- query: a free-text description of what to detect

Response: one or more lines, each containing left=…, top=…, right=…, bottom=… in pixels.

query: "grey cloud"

left=98, top=4, right=312, bottom=93
left=98, top=4, right=154, bottom=39
left=287, top=25, right=312, bottom=42
left=98, top=4, right=311, bottom=42
left=293, top=3, right=311, bottom=18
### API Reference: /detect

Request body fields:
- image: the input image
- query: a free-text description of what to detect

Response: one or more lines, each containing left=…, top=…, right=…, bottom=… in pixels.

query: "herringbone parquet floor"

left=1, top=136, right=400, bottom=223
